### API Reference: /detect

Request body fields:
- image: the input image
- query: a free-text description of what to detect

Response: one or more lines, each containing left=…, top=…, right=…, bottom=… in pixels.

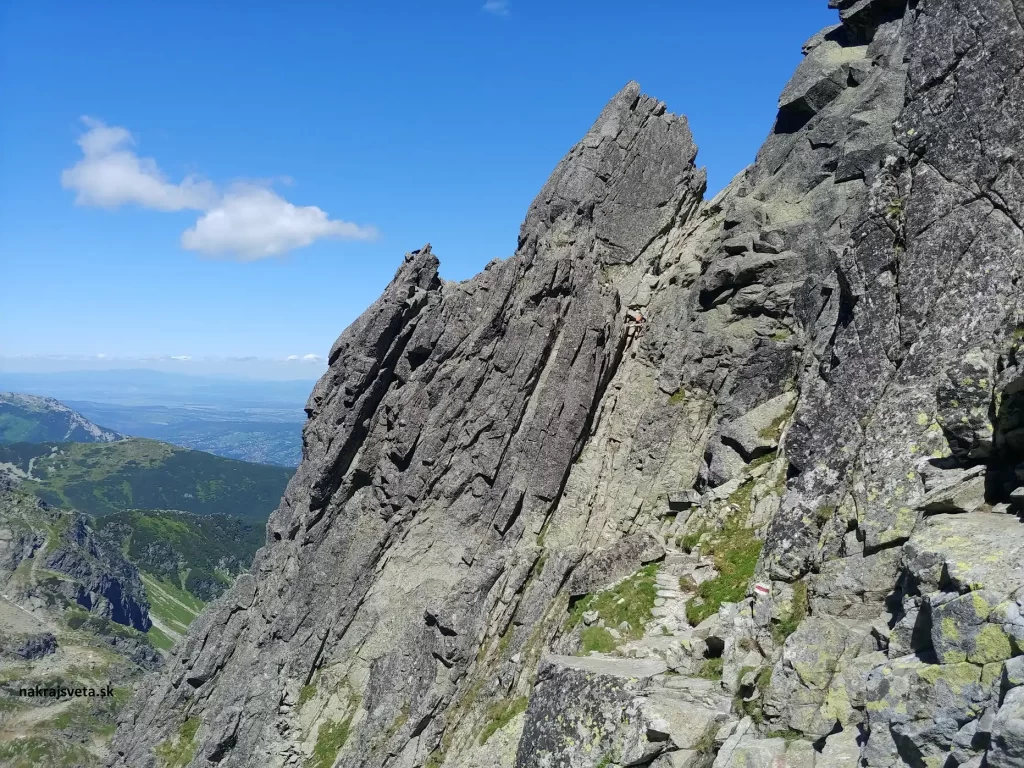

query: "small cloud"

left=483, top=0, right=509, bottom=15
left=182, top=184, right=378, bottom=260
left=170, top=355, right=192, bottom=361
left=285, top=354, right=301, bottom=361
left=61, top=117, right=215, bottom=211
left=62, top=119, right=378, bottom=258
left=302, top=354, right=322, bottom=362
left=96, top=353, right=108, bottom=359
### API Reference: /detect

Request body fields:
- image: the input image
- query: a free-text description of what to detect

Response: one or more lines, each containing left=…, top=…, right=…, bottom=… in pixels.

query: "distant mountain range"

left=0, top=371, right=310, bottom=466
left=0, top=369, right=315, bottom=409
left=0, top=392, right=123, bottom=444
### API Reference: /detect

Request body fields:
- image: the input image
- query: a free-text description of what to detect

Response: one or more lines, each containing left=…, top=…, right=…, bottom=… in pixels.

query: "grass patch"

left=154, top=717, right=199, bottom=768
left=146, top=624, right=175, bottom=652
left=669, top=389, right=687, bottom=405
left=307, top=717, right=354, bottom=768
left=771, top=580, right=808, bottom=645
left=564, top=564, right=659, bottom=651
left=766, top=729, right=805, bottom=742
left=678, top=525, right=707, bottom=554
left=0, top=736, right=97, bottom=768
left=734, top=666, right=773, bottom=723
left=580, top=627, right=618, bottom=654
left=728, top=480, right=755, bottom=514
left=694, top=720, right=720, bottom=754
left=298, top=677, right=318, bottom=708
left=696, top=656, right=723, bottom=680
left=685, top=513, right=762, bottom=626
left=478, top=696, right=529, bottom=745
left=748, top=450, right=778, bottom=471
left=815, top=504, right=836, bottom=524
left=757, top=399, right=797, bottom=441
left=142, top=573, right=204, bottom=637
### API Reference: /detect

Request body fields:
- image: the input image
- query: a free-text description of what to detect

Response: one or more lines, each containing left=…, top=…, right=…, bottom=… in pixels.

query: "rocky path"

left=536, top=547, right=741, bottom=766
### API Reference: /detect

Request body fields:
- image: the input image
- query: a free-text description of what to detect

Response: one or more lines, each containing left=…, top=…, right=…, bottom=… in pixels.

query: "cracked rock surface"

left=112, top=1, right=1024, bottom=767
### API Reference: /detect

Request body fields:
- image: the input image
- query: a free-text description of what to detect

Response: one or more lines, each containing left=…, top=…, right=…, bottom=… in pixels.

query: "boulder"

left=566, top=533, right=665, bottom=598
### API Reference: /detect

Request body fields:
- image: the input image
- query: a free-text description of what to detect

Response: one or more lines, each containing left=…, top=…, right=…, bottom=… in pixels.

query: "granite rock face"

left=112, top=1, right=1024, bottom=767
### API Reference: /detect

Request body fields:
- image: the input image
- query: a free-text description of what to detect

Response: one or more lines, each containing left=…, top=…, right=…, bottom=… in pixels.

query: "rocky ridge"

left=0, top=392, right=124, bottom=444
left=112, top=1, right=1024, bottom=767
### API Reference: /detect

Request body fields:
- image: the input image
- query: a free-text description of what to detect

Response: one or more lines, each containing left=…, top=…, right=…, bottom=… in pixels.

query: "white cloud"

left=181, top=185, right=377, bottom=259
left=170, top=355, right=192, bottom=361
left=302, top=354, right=322, bottom=362
left=284, top=353, right=324, bottom=363
left=62, top=118, right=377, bottom=259
left=61, top=117, right=215, bottom=211
left=285, top=355, right=300, bottom=361
left=483, top=0, right=509, bottom=15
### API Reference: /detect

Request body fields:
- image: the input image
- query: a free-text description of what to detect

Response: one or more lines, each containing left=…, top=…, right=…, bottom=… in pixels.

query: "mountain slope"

left=0, top=393, right=123, bottom=445
left=0, top=438, right=292, bottom=521
left=112, top=2, right=1024, bottom=768
left=95, top=510, right=264, bottom=602
left=0, top=480, right=161, bottom=767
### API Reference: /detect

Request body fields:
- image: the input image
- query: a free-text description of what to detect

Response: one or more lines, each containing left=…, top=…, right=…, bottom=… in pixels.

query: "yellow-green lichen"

left=969, top=624, right=1013, bottom=665
left=917, top=663, right=981, bottom=693
left=982, top=662, right=1003, bottom=686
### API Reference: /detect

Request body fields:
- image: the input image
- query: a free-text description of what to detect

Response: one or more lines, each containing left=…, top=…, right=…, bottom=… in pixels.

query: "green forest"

left=0, top=438, right=291, bottom=521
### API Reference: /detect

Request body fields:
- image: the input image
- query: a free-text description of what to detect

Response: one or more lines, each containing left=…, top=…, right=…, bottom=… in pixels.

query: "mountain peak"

left=0, top=391, right=123, bottom=443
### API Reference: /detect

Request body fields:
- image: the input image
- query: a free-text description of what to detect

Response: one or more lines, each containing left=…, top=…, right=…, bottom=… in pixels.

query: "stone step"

left=544, top=654, right=668, bottom=678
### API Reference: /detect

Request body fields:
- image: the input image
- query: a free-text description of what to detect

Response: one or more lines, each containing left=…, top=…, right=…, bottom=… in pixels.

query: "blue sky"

left=0, top=0, right=835, bottom=379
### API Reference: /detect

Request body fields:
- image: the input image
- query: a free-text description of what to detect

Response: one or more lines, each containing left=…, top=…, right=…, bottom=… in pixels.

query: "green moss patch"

left=734, top=666, right=773, bottom=723
left=758, top=399, right=797, bottom=442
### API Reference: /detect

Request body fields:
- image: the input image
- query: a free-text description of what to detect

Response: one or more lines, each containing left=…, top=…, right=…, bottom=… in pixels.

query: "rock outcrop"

left=0, top=487, right=151, bottom=632
left=112, top=1, right=1024, bottom=766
